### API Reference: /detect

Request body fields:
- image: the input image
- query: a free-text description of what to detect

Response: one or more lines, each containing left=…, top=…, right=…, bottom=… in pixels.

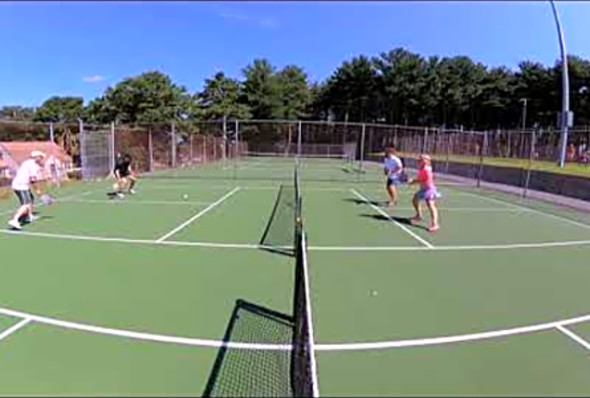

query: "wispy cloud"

left=82, top=75, right=106, bottom=83
left=218, top=12, right=249, bottom=21
left=258, top=18, right=279, bottom=29
left=213, top=5, right=279, bottom=29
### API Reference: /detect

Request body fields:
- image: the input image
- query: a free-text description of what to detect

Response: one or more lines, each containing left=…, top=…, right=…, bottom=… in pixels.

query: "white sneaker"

left=8, top=219, right=22, bottom=230
left=129, top=189, right=136, bottom=195
left=27, top=215, right=37, bottom=223
left=116, top=193, right=125, bottom=199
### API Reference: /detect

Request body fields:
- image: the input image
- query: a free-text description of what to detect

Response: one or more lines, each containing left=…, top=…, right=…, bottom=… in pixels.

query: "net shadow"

left=259, top=185, right=296, bottom=257
left=203, top=299, right=294, bottom=397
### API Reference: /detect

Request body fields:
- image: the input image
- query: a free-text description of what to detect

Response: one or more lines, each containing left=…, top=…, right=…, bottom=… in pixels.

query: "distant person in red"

left=408, top=154, right=441, bottom=233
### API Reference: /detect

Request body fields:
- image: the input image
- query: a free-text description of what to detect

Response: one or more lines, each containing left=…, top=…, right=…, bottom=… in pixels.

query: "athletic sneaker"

left=428, top=224, right=440, bottom=233
left=26, top=214, right=37, bottom=223
left=129, top=189, right=136, bottom=195
left=411, top=216, right=423, bottom=223
left=8, top=219, right=22, bottom=230
left=116, top=193, right=125, bottom=199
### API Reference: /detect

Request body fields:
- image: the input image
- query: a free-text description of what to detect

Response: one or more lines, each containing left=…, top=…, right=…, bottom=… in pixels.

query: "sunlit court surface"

left=2, top=0, right=590, bottom=396
left=0, top=145, right=589, bottom=396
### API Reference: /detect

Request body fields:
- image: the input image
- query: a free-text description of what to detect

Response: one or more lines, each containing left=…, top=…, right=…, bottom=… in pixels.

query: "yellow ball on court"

left=182, top=194, right=189, bottom=200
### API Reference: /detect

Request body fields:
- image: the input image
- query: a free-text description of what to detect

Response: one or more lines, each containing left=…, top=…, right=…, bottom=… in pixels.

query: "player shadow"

left=203, top=299, right=294, bottom=397
left=343, top=197, right=388, bottom=207
left=360, top=213, right=429, bottom=231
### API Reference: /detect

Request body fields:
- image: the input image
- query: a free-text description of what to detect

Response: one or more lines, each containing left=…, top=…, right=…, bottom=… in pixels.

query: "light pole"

left=549, top=0, right=571, bottom=168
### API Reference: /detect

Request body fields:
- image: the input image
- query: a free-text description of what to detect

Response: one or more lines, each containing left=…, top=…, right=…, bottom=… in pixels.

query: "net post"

left=171, top=122, right=177, bottom=168
left=148, top=128, right=154, bottom=172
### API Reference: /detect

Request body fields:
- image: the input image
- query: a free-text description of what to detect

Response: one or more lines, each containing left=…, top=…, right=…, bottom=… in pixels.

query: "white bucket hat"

left=31, top=150, right=46, bottom=158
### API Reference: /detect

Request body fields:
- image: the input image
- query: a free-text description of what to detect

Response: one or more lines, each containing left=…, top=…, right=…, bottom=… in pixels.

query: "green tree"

left=323, top=55, right=379, bottom=122
left=85, top=71, right=193, bottom=125
left=275, top=65, right=311, bottom=120
left=242, top=59, right=282, bottom=119
left=198, top=72, right=250, bottom=120
left=0, top=106, right=36, bottom=121
left=34, top=96, right=84, bottom=123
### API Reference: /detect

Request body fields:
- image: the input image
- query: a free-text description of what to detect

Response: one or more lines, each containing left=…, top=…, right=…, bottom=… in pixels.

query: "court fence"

left=2, top=119, right=590, bottom=202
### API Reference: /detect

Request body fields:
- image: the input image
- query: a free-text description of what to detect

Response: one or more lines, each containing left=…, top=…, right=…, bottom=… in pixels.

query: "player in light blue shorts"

left=383, top=146, right=405, bottom=206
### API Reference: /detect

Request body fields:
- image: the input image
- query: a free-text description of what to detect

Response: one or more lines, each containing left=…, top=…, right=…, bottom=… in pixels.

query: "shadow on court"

left=343, top=198, right=388, bottom=207
left=360, top=213, right=429, bottom=231
left=203, top=299, right=294, bottom=397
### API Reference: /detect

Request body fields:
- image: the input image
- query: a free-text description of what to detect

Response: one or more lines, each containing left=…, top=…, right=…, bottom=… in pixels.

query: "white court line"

left=0, top=304, right=589, bottom=352
left=0, top=306, right=289, bottom=351
left=456, top=189, right=590, bottom=232
left=0, top=318, right=32, bottom=342
left=156, top=186, right=241, bottom=242
left=3, top=229, right=590, bottom=252
left=376, top=207, right=532, bottom=213
left=556, top=325, right=590, bottom=352
left=351, top=189, right=434, bottom=249
left=0, top=190, right=94, bottom=216
left=66, top=199, right=212, bottom=206
left=301, top=232, right=320, bottom=396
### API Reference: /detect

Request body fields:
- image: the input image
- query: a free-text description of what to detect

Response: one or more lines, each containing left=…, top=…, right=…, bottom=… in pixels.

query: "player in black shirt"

left=111, top=153, right=138, bottom=198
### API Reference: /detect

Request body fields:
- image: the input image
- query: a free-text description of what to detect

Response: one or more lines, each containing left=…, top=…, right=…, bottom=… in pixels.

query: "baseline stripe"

left=0, top=305, right=588, bottom=352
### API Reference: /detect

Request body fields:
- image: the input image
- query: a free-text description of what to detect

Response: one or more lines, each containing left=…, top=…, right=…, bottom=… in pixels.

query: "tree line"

left=2, top=47, right=590, bottom=131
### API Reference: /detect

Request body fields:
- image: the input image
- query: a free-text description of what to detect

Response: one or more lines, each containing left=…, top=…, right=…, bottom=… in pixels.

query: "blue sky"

left=1, top=1, right=589, bottom=107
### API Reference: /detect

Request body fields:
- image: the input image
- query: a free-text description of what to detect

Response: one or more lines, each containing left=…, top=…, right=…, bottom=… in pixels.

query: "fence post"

left=79, top=119, right=86, bottom=179
left=297, top=120, right=302, bottom=159
left=49, top=122, right=55, bottom=143
left=477, top=131, right=488, bottom=188
left=422, top=127, right=428, bottom=154
left=359, top=123, right=366, bottom=174
left=222, top=115, right=227, bottom=162
left=232, top=120, right=239, bottom=180
left=171, top=122, right=176, bottom=168
left=148, top=129, right=154, bottom=172
left=203, top=133, right=207, bottom=164
left=110, top=121, right=115, bottom=172
left=523, top=129, right=536, bottom=198
left=444, top=128, right=450, bottom=173
left=189, top=133, right=194, bottom=164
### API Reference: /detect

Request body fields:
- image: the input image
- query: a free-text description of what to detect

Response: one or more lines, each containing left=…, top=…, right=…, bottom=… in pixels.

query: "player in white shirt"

left=8, top=151, right=47, bottom=230
left=383, top=146, right=405, bottom=206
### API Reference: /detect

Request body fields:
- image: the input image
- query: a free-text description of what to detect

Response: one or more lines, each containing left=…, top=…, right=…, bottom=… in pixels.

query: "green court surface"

left=1, top=156, right=590, bottom=396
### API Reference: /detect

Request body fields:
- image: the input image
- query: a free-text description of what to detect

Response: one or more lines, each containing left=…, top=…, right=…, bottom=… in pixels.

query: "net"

left=290, top=165, right=319, bottom=398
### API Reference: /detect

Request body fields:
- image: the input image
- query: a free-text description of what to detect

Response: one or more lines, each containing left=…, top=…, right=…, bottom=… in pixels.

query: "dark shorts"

left=14, top=190, right=34, bottom=205
left=115, top=170, right=130, bottom=178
